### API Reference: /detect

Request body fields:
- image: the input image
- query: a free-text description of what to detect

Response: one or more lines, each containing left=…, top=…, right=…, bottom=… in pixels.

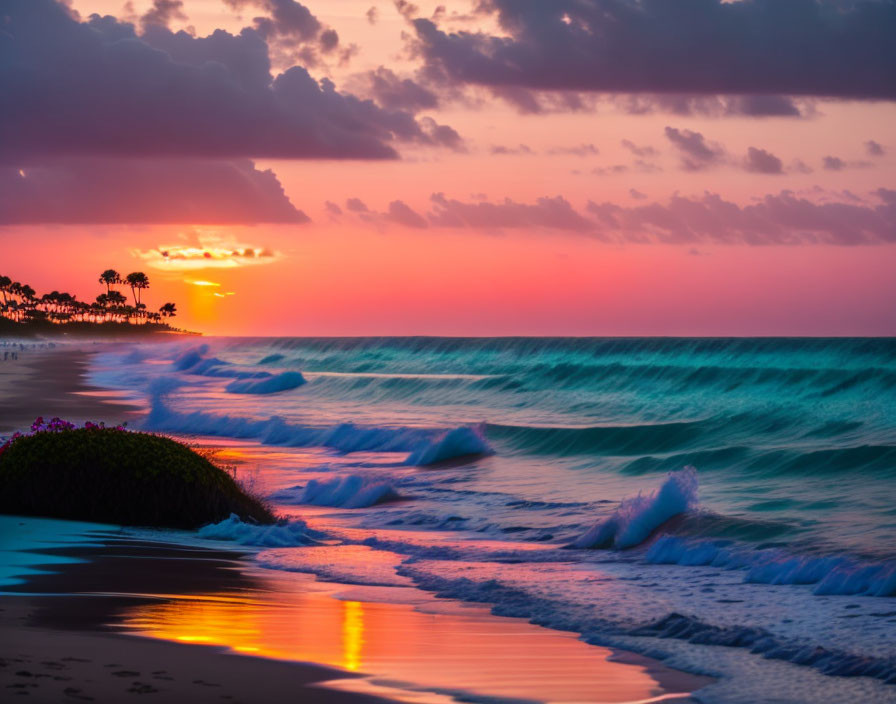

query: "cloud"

left=490, top=144, right=535, bottom=155
left=409, top=0, right=896, bottom=99
left=223, top=0, right=344, bottom=67
left=585, top=189, right=896, bottom=245
left=386, top=200, right=428, bottom=228
left=366, top=6, right=378, bottom=25
left=342, top=189, right=896, bottom=245
left=664, top=127, right=725, bottom=170
left=349, top=67, right=440, bottom=112
left=621, top=140, right=658, bottom=158
left=744, top=147, right=784, bottom=175
left=140, top=0, right=187, bottom=30
left=547, top=144, right=599, bottom=157
left=346, top=198, right=369, bottom=212
left=427, top=193, right=595, bottom=232
left=1, top=0, right=458, bottom=162
left=823, top=156, right=847, bottom=171
left=324, top=201, right=343, bottom=215
left=0, top=158, right=307, bottom=224
left=866, top=140, right=886, bottom=157
left=612, top=94, right=810, bottom=118
left=135, top=232, right=283, bottom=270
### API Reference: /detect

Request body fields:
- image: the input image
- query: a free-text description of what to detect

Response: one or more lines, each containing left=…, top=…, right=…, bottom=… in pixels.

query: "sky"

left=1, top=0, right=895, bottom=336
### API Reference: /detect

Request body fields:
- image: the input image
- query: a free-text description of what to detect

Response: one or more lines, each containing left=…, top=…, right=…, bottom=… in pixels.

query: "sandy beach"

left=0, top=343, right=711, bottom=704
left=0, top=343, right=141, bottom=435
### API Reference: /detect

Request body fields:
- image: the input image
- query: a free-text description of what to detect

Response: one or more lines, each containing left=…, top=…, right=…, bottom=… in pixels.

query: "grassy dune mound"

left=0, top=422, right=274, bottom=529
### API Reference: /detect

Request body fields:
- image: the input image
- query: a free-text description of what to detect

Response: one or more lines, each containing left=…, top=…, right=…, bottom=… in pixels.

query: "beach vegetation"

left=0, top=270, right=183, bottom=335
left=0, top=418, right=274, bottom=529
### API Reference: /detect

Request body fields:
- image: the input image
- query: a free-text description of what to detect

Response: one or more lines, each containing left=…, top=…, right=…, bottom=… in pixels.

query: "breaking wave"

left=225, top=371, right=306, bottom=394
left=571, top=467, right=698, bottom=549
left=274, top=475, right=402, bottom=509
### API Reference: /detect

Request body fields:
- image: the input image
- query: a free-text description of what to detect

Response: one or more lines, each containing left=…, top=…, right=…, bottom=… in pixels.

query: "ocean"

left=89, top=337, right=896, bottom=703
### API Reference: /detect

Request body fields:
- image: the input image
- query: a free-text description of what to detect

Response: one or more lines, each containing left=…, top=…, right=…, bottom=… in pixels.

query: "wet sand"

left=0, top=342, right=712, bottom=703
left=0, top=519, right=710, bottom=704
left=0, top=345, right=142, bottom=435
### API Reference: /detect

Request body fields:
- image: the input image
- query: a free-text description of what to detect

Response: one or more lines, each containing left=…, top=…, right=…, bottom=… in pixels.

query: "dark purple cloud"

left=140, top=0, right=187, bottom=30
left=664, top=128, right=725, bottom=170
left=387, top=200, right=428, bottom=228
left=427, top=193, right=594, bottom=231
left=744, top=147, right=784, bottom=175
left=409, top=0, right=896, bottom=100
left=0, top=0, right=458, bottom=162
left=621, top=140, right=658, bottom=158
left=823, top=156, right=847, bottom=171
left=346, top=198, right=369, bottom=212
left=866, top=140, right=886, bottom=157
left=490, top=144, right=535, bottom=155
left=344, top=189, right=896, bottom=245
left=0, top=158, right=307, bottom=224
left=548, top=144, right=599, bottom=157
left=614, top=94, right=809, bottom=118
left=586, top=189, right=896, bottom=245
left=352, top=67, right=440, bottom=112
left=324, top=200, right=343, bottom=215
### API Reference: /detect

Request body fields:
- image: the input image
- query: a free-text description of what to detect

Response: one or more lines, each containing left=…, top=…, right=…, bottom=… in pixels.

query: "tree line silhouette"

left=0, top=270, right=177, bottom=328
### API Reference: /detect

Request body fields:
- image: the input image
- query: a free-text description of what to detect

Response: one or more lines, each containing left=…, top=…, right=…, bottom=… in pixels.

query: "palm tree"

left=98, top=269, right=121, bottom=294
left=125, top=272, right=150, bottom=306
left=159, top=302, right=177, bottom=319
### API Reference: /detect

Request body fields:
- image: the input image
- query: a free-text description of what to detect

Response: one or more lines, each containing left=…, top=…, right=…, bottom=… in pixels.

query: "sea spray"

left=198, top=513, right=327, bottom=547
left=275, top=475, right=402, bottom=508
left=571, top=467, right=698, bottom=549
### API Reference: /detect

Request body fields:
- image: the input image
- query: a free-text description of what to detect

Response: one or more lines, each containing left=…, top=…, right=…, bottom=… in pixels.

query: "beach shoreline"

left=0, top=342, right=143, bottom=436
left=0, top=517, right=709, bottom=704
left=0, top=340, right=712, bottom=704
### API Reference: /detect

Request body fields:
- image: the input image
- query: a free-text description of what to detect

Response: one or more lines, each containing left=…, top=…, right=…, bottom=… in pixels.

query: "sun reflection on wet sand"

left=114, top=571, right=706, bottom=704
left=341, top=601, right=364, bottom=671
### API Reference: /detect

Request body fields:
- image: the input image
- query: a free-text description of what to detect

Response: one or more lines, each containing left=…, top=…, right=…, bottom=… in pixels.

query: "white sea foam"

left=197, top=513, right=327, bottom=547
left=144, top=397, right=492, bottom=465
left=571, top=467, right=698, bottom=549
left=404, top=424, right=492, bottom=465
left=274, top=475, right=402, bottom=508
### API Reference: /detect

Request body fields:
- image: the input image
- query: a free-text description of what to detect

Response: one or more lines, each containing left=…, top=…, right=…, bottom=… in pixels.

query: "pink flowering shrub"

left=0, top=417, right=128, bottom=459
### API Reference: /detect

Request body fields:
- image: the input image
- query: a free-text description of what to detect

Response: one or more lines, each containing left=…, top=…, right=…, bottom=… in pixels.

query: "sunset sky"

left=2, top=0, right=894, bottom=335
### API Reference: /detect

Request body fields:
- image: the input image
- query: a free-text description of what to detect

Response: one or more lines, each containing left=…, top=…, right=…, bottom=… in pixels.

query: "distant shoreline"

left=0, top=318, right=199, bottom=338
left=0, top=345, right=143, bottom=436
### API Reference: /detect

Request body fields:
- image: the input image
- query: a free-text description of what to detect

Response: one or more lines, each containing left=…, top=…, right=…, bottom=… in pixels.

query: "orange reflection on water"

left=120, top=591, right=364, bottom=672
left=341, top=601, right=364, bottom=671
left=116, top=579, right=705, bottom=703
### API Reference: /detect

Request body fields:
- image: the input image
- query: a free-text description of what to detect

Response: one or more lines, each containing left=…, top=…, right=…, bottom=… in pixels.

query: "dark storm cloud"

left=409, top=0, right=896, bottom=100
left=0, top=158, right=308, bottom=224
left=0, top=0, right=458, bottom=162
